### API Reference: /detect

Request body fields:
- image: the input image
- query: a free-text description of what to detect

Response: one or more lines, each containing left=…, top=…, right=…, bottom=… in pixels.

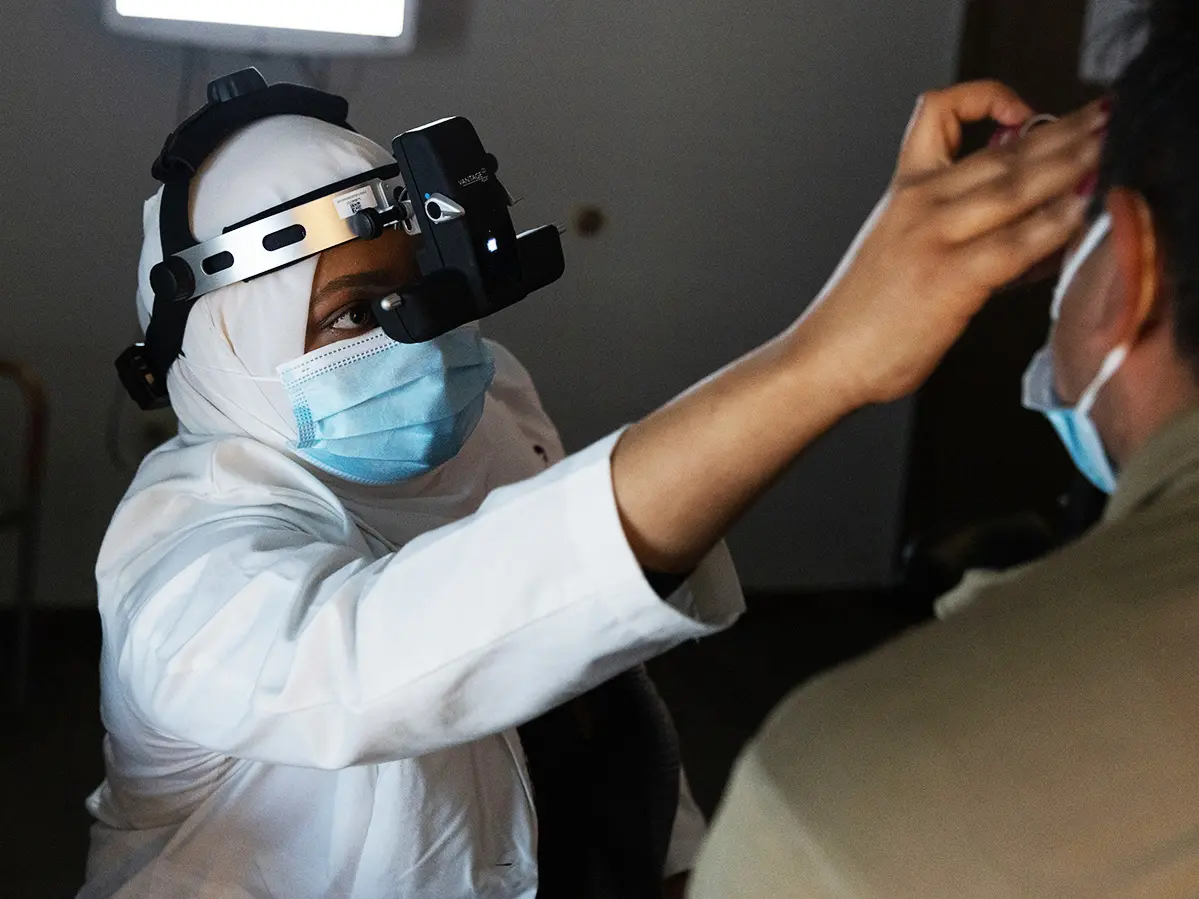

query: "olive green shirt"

left=692, top=408, right=1199, bottom=899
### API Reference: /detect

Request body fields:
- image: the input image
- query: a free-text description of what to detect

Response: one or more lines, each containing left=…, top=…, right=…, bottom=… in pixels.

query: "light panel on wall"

left=105, top=0, right=418, bottom=55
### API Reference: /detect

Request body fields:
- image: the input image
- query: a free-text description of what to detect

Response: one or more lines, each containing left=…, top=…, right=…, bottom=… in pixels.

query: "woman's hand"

left=793, top=83, right=1106, bottom=407
left=613, top=83, right=1105, bottom=574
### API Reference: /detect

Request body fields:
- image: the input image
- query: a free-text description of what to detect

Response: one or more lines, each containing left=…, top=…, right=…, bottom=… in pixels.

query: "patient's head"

left=1050, top=0, right=1199, bottom=464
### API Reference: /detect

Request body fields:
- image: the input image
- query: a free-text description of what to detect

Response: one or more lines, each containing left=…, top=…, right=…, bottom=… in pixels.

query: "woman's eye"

left=330, top=303, right=378, bottom=331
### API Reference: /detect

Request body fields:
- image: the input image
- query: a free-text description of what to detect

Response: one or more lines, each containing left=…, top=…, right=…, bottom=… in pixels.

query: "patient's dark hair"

left=1099, top=0, right=1199, bottom=368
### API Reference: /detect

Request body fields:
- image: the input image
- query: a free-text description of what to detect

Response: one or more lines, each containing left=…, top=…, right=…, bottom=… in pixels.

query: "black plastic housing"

left=374, top=117, right=564, bottom=344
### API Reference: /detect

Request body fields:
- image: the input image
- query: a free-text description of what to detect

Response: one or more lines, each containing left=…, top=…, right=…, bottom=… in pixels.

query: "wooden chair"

left=0, top=362, right=48, bottom=708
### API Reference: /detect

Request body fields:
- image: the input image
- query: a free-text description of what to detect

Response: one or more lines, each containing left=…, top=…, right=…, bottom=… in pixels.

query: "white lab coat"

left=79, top=342, right=745, bottom=899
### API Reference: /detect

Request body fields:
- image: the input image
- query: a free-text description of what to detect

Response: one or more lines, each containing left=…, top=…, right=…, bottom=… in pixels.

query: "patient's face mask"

left=277, top=322, right=496, bottom=485
left=1022, top=213, right=1125, bottom=494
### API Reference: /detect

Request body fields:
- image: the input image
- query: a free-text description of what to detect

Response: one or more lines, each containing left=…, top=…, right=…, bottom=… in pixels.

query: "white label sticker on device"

left=334, top=186, right=378, bottom=219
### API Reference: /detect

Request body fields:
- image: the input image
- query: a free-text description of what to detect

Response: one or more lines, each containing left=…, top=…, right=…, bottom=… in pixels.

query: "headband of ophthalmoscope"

left=117, top=67, right=565, bottom=411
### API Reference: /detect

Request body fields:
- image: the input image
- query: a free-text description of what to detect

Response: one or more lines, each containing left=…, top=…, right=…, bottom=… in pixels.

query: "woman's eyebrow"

left=311, top=270, right=397, bottom=305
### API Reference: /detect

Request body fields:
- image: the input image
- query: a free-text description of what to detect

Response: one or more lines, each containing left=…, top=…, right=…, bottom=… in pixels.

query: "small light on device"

left=486, top=237, right=499, bottom=253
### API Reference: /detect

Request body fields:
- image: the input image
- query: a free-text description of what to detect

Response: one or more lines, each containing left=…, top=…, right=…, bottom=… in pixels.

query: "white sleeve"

left=117, top=431, right=745, bottom=768
left=664, top=769, right=708, bottom=878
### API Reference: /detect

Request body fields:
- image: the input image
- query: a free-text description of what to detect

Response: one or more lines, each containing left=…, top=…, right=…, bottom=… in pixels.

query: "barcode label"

left=334, top=186, right=378, bottom=219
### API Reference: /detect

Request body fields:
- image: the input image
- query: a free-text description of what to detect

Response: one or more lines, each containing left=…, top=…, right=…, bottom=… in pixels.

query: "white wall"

left=0, top=0, right=964, bottom=608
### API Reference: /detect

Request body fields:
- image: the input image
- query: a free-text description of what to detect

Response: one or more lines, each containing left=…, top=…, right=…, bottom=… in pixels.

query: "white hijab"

left=133, top=115, right=560, bottom=549
left=136, top=115, right=397, bottom=452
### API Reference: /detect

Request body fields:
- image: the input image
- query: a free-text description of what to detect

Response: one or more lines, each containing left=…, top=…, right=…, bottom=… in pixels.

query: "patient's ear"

left=1106, top=188, right=1161, bottom=345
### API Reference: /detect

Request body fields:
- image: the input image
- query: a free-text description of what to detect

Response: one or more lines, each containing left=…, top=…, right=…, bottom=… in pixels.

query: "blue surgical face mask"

left=277, top=322, right=496, bottom=485
left=1022, top=213, right=1125, bottom=494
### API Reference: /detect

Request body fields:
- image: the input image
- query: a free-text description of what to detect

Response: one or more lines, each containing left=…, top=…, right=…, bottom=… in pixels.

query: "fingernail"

left=1099, top=96, right=1112, bottom=115
left=1076, top=171, right=1098, bottom=198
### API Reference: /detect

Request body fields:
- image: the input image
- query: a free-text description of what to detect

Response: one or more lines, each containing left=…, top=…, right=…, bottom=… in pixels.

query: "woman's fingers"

left=896, top=80, right=1033, bottom=179
left=926, top=100, right=1107, bottom=201
left=958, top=192, right=1090, bottom=289
left=931, top=133, right=1102, bottom=244
left=789, top=84, right=1107, bottom=407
